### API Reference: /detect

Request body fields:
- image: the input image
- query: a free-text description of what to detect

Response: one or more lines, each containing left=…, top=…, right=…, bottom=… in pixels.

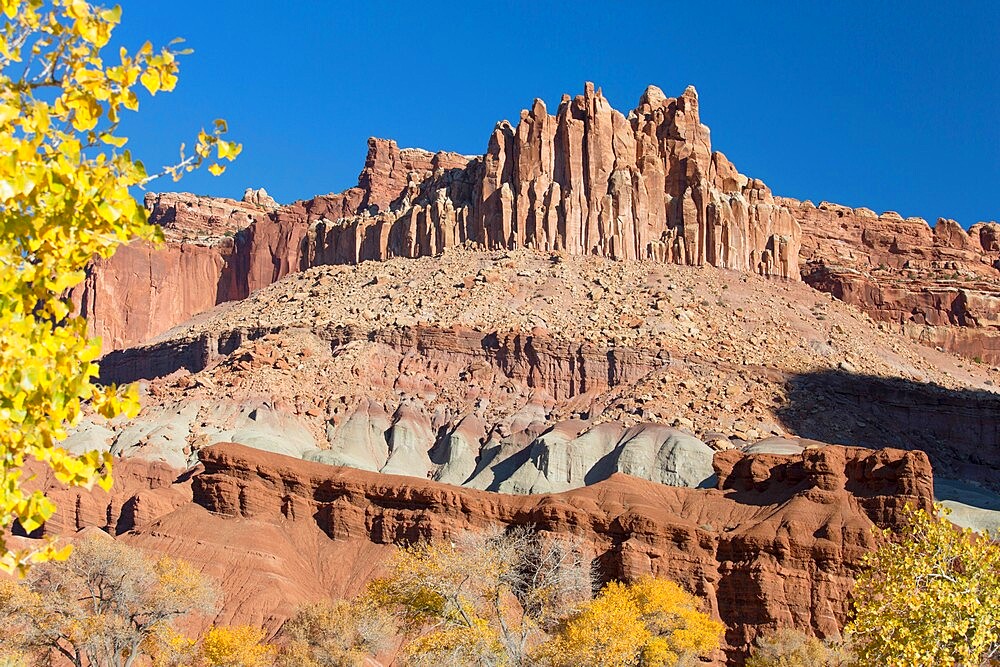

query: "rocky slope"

left=26, top=441, right=933, bottom=665
left=76, top=247, right=999, bottom=494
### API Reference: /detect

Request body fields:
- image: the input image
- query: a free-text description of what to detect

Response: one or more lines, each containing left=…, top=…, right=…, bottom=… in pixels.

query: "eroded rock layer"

left=788, top=198, right=1000, bottom=363
left=75, top=247, right=1000, bottom=497
left=26, top=442, right=934, bottom=666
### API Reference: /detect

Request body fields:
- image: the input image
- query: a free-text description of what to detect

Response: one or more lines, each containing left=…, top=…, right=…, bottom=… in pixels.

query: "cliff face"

left=473, top=84, right=798, bottom=275
left=76, top=83, right=801, bottom=352
left=316, top=85, right=799, bottom=277
left=74, top=82, right=1000, bottom=365
left=26, top=442, right=934, bottom=665
left=789, top=198, right=1000, bottom=363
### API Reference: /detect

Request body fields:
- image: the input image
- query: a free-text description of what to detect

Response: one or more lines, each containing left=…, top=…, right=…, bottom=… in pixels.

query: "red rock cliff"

left=787, top=198, right=1000, bottom=362
left=76, top=83, right=801, bottom=352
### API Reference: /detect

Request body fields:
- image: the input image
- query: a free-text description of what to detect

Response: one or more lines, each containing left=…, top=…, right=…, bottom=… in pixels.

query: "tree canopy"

left=848, top=504, right=1000, bottom=666
left=363, top=527, right=722, bottom=667
left=537, top=576, right=724, bottom=667
left=0, top=0, right=238, bottom=573
left=0, top=531, right=217, bottom=667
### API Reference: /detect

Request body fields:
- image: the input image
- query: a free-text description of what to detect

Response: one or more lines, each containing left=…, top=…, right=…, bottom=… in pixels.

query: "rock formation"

left=25, top=441, right=934, bottom=665
left=47, top=82, right=1000, bottom=667
left=75, top=83, right=801, bottom=352
left=471, top=84, right=798, bottom=275
left=71, top=83, right=1000, bottom=366
left=788, top=198, right=1000, bottom=363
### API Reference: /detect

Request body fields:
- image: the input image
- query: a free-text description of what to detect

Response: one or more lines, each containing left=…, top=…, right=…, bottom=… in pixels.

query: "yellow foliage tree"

left=276, top=599, right=394, bottom=667
left=0, top=0, right=239, bottom=574
left=847, top=504, right=1000, bottom=667
left=199, top=626, right=274, bottom=667
left=0, top=531, right=217, bottom=667
left=364, top=526, right=592, bottom=666
left=536, top=576, right=724, bottom=667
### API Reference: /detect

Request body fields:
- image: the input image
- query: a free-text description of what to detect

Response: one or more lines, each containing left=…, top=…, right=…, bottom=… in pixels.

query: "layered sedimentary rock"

left=26, top=442, right=934, bottom=665
left=787, top=198, right=1000, bottom=362
left=471, top=84, right=798, bottom=274
left=85, top=315, right=1000, bottom=494
left=77, top=83, right=801, bottom=352
left=305, top=85, right=800, bottom=279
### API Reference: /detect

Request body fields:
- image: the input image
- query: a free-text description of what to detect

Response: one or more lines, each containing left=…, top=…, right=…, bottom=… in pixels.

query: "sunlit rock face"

left=74, top=83, right=801, bottom=353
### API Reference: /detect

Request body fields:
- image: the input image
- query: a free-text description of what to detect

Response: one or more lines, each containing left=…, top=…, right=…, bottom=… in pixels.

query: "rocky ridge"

left=27, top=441, right=934, bottom=666
left=789, top=198, right=1000, bottom=363
left=73, top=85, right=1000, bottom=368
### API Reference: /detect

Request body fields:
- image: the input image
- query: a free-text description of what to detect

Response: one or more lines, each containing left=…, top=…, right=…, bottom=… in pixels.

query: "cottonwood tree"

left=198, top=626, right=275, bottom=667
left=0, top=531, right=217, bottom=667
left=847, top=504, right=1000, bottom=667
left=536, top=576, right=724, bottom=667
left=0, top=0, right=239, bottom=573
left=275, top=599, right=394, bottom=667
left=364, top=525, right=594, bottom=667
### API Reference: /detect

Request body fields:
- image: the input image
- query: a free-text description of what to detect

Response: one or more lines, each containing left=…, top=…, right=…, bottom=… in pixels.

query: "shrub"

left=746, top=628, right=854, bottom=667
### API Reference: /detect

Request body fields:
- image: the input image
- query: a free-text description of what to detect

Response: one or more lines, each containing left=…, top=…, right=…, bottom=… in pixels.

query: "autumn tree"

left=365, top=525, right=593, bottom=667
left=847, top=504, right=1000, bottom=667
left=746, top=628, right=855, bottom=667
left=275, top=599, right=394, bottom=667
left=0, top=531, right=217, bottom=667
left=198, top=626, right=275, bottom=667
left=536, top=576, right=724, bottom=667
left=0, top=0, right=239, bottom=573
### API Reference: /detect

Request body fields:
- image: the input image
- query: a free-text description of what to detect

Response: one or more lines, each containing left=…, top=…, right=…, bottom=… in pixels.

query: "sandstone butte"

left=27, top=82, right=1000, bottom=666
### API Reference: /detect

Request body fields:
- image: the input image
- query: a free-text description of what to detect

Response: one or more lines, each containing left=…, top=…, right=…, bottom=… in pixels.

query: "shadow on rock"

left=776, top=369, right=1000, bottom=493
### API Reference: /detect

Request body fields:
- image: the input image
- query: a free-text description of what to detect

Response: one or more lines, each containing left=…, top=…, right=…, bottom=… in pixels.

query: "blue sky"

left=115, top=1, right=999, bottom=227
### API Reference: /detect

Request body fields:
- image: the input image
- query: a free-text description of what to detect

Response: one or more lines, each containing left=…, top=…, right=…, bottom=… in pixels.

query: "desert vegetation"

left=0, top=527, right=723, bottom=667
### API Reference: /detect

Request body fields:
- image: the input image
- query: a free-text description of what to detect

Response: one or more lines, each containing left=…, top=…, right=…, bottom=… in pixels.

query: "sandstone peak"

left=242, top=187, right=278, bottom=210
left=640, top=84, right=668, bottom=107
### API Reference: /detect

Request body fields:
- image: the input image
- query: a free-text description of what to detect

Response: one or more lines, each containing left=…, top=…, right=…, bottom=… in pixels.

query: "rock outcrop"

left=26, top=442, right=934, bottom=665
left=76, top=83, right=801, bottom=352
left=787, top=198, right=1000, bottom=363
left=71, top=83, right=1000, bottom=367
left=471, top=85, right=799, bottom=275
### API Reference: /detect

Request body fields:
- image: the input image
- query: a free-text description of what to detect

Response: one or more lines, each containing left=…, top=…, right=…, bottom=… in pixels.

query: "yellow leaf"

left=139, top=68, right=160, bottom=94
left=100, top=133, right=128, bottom=147
left=217, top=140, right=242, bottom=160
left=208, top=163, right=225, bottom=176
left=0, top=103, right=19, bottom=123
left=66, top=0, right=90, bottom=19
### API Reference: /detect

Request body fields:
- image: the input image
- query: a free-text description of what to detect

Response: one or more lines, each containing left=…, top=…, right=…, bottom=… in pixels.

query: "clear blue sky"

left=115, top=1, right=999, bottom=227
